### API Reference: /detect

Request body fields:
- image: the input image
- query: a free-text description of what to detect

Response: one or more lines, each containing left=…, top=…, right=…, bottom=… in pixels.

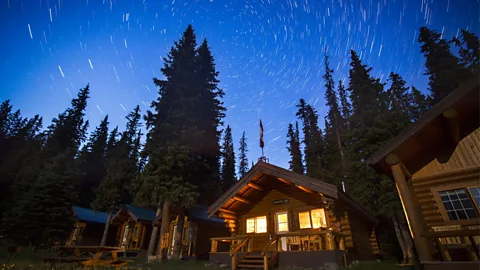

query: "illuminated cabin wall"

left=411, top=128, right=480, bottom=229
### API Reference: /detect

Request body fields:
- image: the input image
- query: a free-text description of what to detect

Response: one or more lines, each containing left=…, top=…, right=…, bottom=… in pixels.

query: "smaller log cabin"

left=112, top=204, right=157, bottom=251
left=368, top=75, right=480, bottom=270
left=208, top=161, right=379, bottom=269
left=66, top=206, right=117, bottom=246
left=153, top=205, right=230, bottom=260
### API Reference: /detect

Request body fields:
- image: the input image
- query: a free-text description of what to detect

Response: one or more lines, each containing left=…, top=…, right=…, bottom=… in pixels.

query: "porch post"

left=385, top=154, right=432, bottom=261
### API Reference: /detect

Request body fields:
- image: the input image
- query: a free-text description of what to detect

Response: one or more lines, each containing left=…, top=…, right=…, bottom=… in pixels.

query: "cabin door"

left=275, top=211, right=289, bottom=251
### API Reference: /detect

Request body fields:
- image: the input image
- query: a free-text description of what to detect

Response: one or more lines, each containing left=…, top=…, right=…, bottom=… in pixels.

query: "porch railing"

left=278, top=230, right=345, bottom=251
left=262, top=235, right=280, bottom=270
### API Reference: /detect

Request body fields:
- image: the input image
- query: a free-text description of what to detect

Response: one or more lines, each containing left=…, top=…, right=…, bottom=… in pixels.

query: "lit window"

left=439, top=189, right=478, bottom=220
left=311, top=209, right=327, bottom=228
left=246, top=216, right=267, bottom=233
left=276, top=212, right=289, bottom=232
left=299, top=211, right=311, bottom=229
left=298, top=209, right=327, bottom=229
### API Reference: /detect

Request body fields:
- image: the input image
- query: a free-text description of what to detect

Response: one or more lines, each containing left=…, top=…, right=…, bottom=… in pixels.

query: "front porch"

left=209, top=230, right=347, bottom=270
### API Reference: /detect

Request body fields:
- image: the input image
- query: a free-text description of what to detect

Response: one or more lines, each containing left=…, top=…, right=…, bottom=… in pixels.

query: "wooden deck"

left=210, top=231, right=346, bottom=270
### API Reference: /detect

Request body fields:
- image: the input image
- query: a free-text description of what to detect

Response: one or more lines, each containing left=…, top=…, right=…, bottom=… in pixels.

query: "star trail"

left=1, top=0, right=478, bottom=168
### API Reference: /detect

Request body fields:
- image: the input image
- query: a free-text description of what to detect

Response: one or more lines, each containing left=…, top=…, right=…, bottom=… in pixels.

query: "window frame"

left=298, top=208, right=328, bottom=229
left=246, top=216, right=268, bottom=234
left=432, top=183, right=480, bottom=226
left=275, top=211, right=289, bottom=233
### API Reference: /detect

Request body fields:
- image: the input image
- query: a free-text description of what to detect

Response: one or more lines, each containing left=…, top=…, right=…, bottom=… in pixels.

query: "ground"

left=0, top=246, right=403, bottom=269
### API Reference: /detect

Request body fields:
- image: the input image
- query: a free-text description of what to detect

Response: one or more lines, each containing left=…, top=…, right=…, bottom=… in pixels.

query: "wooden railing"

left=278, top=230, right=345, bottom=251
left=210, top=236, right=250, bottom=253
left=422, top=226, right=480, bottom=262
left=262, top=235, right=280, bottom=270
left=230, top=237, right=251, bottom=270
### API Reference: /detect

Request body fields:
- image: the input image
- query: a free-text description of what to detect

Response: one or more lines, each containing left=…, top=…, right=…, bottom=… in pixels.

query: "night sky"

left=1, top=0, right=479, bottom=170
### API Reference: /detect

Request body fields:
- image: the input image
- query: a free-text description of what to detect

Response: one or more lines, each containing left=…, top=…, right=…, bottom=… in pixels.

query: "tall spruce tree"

left=323, top=51, right=345, bottom=180
left=451, top=30, right=480, bottom=73
left=77, top=115, right=109, bottom=207
left=409, top=86, right=430, bottom=122
left=338, top=80, right=351, bottom=121
left=0, top=103, right=43, bottom=223
left=136, top=25, right=200, bottom=258
left=386, top=73, right=413, bottom=131
left=92, top=107, right=142, bottom=246
left=295, top=99, right=326, bottom=181
left=286, top=122, right=303, bottom=174
left=418, top=27, right=471, bottom=103
left=1, top=85, right=90, bottom=246
left=189, top=38, right=226, bottom=205
left=238, top=131, right=249, bottom=178
left=221, top=125, right=236, bottom=191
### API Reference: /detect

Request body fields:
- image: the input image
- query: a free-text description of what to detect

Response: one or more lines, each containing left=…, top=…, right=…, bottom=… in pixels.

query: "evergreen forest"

left=0, top=25, right=478, bottom=263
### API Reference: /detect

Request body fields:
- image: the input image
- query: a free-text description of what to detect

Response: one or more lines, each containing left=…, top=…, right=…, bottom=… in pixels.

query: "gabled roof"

left=72, top=206, right=109, bottom=224
left=367, top=74, right=479, bottom=175
left=208, top=161, right=375, bottom=222
left=112, top=204, right=157, bottom=223
left=124, top=204, right=157, bottom=222
left=187, top=205, right=224, bottom=224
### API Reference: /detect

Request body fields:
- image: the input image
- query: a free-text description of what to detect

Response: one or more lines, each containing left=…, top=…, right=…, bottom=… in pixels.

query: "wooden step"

left=238, top=264, right=264, bottom=269
left=242, top=259, right=264, bottom=263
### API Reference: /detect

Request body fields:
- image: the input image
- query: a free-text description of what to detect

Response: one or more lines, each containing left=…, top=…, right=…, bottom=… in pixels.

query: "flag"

left=260, top=119, right=264, bottom=148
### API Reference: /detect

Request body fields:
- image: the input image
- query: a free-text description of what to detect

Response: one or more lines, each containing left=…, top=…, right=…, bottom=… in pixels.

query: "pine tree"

left=137, top=25, right=201, bottom=258
left=77, top=115, right=109, bottom=207
left=238, top=131, right=249, bottom=178
left=295, top=99, right=326, bottom=180
left=286, top=122, right=303, bottom=174
left=338, top=80, right=351, bottom=121
left=0, top=104, right=43, bottom=223
left=409, top=86, right=430, bottom=122
left=323, top=51, right=345, bottom=178
left=1, top=86, right=90, bottom=245
left=418, top=27, right=472, bottom=103
left=189, top=38, right=226, bottom=205
left=451, top=30, right=480, bottom=73
left=386, top=73, right=412, bottom=132
left=221, top=125, right=236, bottom=191
left=92, top=107, right=142, bottom=246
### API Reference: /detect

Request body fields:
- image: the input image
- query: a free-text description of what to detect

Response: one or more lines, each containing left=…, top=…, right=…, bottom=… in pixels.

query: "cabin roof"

left=367, top=74, right=480, bottom=175
left=72, top=206, right=108, bottom=224
left=124, top=204, right=157, bottom=222
left=208, top=161, right=376, bottom=222
left=112, top=204, right=157, bottom=223
left=187, top=205, right=224, bottom=223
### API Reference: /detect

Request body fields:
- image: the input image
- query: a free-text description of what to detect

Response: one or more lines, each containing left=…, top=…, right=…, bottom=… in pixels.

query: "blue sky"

left=0, top=0, right=478, bottom=171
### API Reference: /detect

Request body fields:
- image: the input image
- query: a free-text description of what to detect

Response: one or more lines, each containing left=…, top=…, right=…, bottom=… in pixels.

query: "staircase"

left=237, top=252, right=276, bottom=269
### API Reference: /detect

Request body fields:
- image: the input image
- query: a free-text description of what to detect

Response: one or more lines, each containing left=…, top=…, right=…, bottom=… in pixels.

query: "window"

left=439, top=189, right=478, bottom=220
left=276, top=212, right=289, bottom=232
left=246, top=216, right=267, bottom=233
left=469, top=187, right=480, bottom=207
left=299, top=208, right=327, bottom=229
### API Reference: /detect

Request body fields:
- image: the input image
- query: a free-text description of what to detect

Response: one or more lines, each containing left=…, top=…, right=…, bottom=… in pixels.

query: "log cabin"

left=66, top=206, right=117, bottom=246
left=208, top=161, right=379, bottom=269
left=367, top=75, right=480, bottom=270
left=152, top=205, right=230, bottom=260
left=111, top=204, right=157, bottom=252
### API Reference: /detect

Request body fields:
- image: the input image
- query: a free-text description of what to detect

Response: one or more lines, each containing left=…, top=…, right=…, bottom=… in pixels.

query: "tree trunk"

left=397, top=213, right=416, bottom=264
left=100, top=213, right=112, bottom=246
left=147, top=206, right=162, bottom=257
left=158, top=199, right=170, bottom=263
left=333, top=113, right=345, bottom=169
left=392, top=215, right=408, bottom=264
left=171, top=208, right=185, bottom=259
